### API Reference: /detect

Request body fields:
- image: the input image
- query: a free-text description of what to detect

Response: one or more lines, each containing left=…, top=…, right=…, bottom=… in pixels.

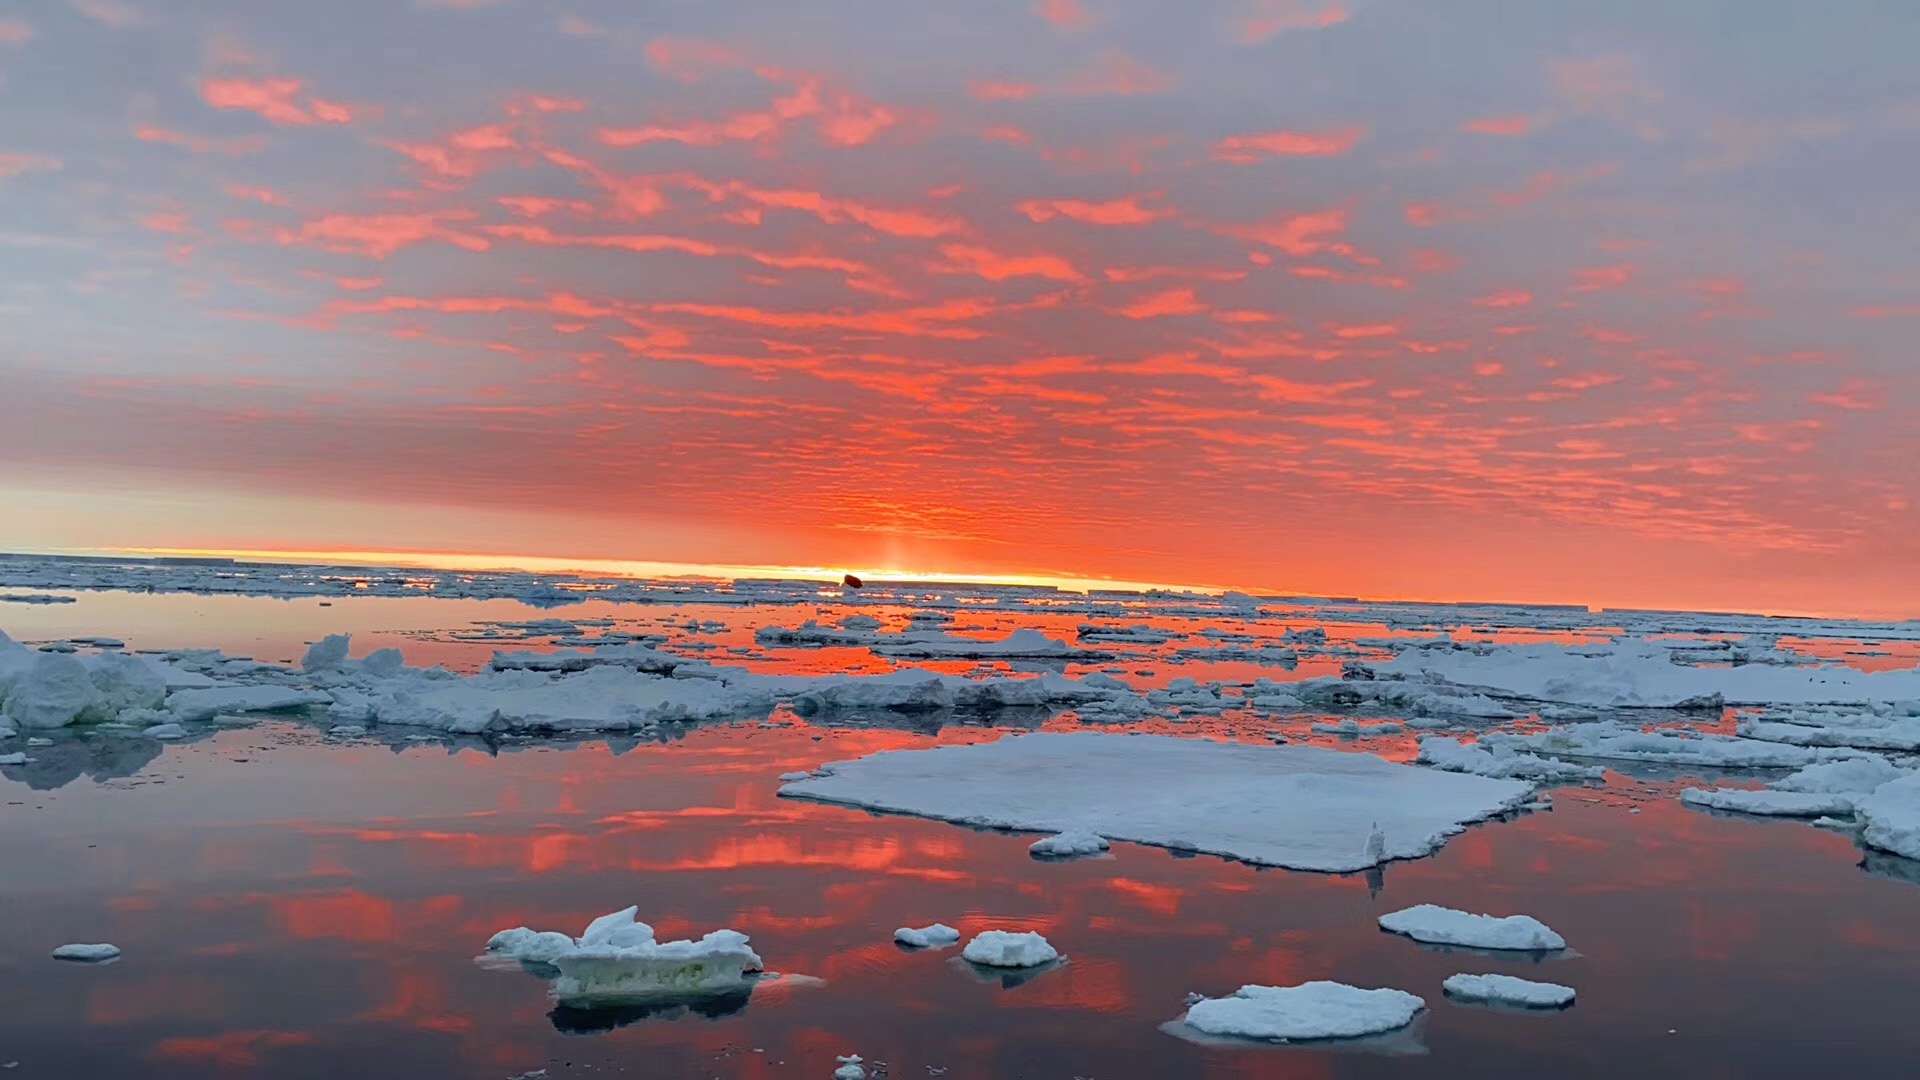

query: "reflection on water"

left=3, top=593, right=1920, bottom=1077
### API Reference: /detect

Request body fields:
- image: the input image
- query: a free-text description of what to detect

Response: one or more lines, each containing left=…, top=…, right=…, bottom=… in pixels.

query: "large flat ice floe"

left=1378, top=904, right=1566, bottom=951
left=779, top=732, right=1535, bottom=872
left=1360, top=639, right=1920, bottom=709
left=1180, top=982, right=1426, bottom=1042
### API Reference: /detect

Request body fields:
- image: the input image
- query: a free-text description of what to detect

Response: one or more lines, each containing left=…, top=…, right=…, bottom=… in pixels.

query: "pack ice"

left=779, top=732, right=1534, bottom=872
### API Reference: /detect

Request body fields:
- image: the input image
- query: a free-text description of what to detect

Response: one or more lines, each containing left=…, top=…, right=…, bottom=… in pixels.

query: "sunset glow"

left=4, top=1, right=1917, bottom=616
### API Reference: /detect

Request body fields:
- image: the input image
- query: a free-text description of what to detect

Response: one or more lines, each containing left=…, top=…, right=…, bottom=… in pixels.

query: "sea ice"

left=833, top=1054, right=867, bottom=1080
left=1181, top=981, right=1426, bottom=1041
left=1769, top=755, right=1910, bottom=794
left=1480, top=724, right=1856, bottom=770
left=1680, top=787, right=1854, bottom=816
left=779, top=732, right=1532, bottom=872
left=1417, top=737, right=1605, bottom=782
left=1441, top=973, right=1575, bottom=1008
left=1857, top=774, right=1920, bottom=862
left=961, top=930, right=1058, bottom=967
left=1378, top=904, right=1566, bottom=951
left=52, top=943, right=120, bottom=962
left=3, top=654, right=100, bottom=729
left=141, top=723, right=188, bottom=740
left=894, top=924, right=961, bottom=949
left=0, top=752, right=27, bottom=765
left=1030, top=830, right=1109, bottom=857
left=166, top=685, right=331, bottom=722
left=482, top=907, right=762, bottom=1004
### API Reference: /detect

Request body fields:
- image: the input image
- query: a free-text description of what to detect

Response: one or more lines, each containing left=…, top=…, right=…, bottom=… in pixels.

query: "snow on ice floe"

left=1029, top=830, right=1110, bottom=858
left=778, top=732, right=1535, bottom=872
left=1680, top=754, right=1913, bottom=818
left=1478, top=723, right=1864, bottom=770
left=893, top=924, right=961, bottom=949
left=484, top=906, right=764, bottom=1004
left=1378, top=904, right=1566, bottom=951
left=1441, top=973, right=1575, bottom=1008
left=1360, top=638, right=1920, bottom=709
left=833, top=1054, right=867, bottom=1080
left=1681, top=788, right=1854, bottom=817
left=1857, top=774, right=1920, bottom=862
left=961, top=930, right=1058, bottom=968
left=1736, top=707, right=1920, bottom=752
left=1416, top=737, right=1605, bottom=782
left=1180, top=982, right=1426, bottom=1042
left=52, top=943, right=120, bottom=962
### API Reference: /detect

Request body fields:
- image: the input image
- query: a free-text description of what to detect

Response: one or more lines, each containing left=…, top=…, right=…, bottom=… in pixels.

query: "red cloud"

left=1017, top=195, right=1170, bottom=225
left=644, top=37, right=750, bottom=82
left=973, top=50, right=1174, bottom=100
left=1462, top=114, right=1533, bottom=136
left=1035, top=0, right=1095, bottom=29
left=1472, top=289, right=1533, bottom=308
left=1229, top=0, right=1349, bottom=44
left=1570, top=263, right=1637, bottom=292
left=136, top=125, right=266, bottom=155
left=1212, top=125, right=1366, bottom=162
left=275, top=212, right=489, bottom=259
left=201, top=77, right=365, bottom=126
left=0, top=18, right=33, bottom=45
left=1219, top=208, right=1356, bottom=258
left=0, top=151, right=60, bottom=178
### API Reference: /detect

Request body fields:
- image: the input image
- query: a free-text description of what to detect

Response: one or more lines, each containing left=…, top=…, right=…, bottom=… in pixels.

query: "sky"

left=2, top=0, right=1918, bottom=616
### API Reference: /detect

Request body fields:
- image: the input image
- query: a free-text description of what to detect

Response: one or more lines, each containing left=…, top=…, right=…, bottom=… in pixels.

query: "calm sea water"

left=3, top=591, right=1919, bottom=1078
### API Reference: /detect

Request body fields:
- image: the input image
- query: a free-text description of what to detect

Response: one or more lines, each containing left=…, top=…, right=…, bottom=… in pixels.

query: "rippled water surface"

left=4, top=588, right=1920, bottom=1078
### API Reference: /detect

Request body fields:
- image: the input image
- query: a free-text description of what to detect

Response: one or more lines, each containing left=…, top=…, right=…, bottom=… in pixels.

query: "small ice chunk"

left=52, top=943, right=120, bottom=962
left=1378, top=904, right=1565, bottom=951
left=486, top=928, right=578, bottom=964
left=141, top=723, right=188, bottom=740
left=961, top=930, right=1058, bottom=968
left=302, top=633, right=351, bottom=673
left=894, top=924, right=961, bottom=949
left=328, top=724, right=367, bottom=737
left=1029, top=830, right=1109, bottom=857
left=1182, top=981, right=1426, bottom=1041
left=778, top=771, right=811, bottom=782
left=1442, top=973, right=1575, bottom=1008
left=549, top=928, right=763, bottom=1003
left=833, top=1054, right=866, bottom=1080
left=0, top=752, right=27, bottom=765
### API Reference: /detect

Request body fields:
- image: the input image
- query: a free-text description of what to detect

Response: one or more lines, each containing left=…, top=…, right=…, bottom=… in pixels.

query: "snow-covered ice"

left=894, top=924, right=961, bottom=949
left=1417, top=737, right=1605, bottom=782
left=1681, top=787, right=1854, bottom=816
left=833, top=1054, right=866, bottom=1080
left=1857, top=774, right=1920, bottom=862
left=1181, top=982, right=1426, bottom=1041
left=1030, top=830, right=1109, bottom=857
left=1378, top=904, right=1566, bottom=951
left=961, top=930, right=1058, bottom=968
left=1480, top=723, right=1858, bottom=770
left=780, top=732, right=1532, bottom=872
left=166, top=685, right=331, bottom=723
left=482, top=906, right=763, bottom=1003
left=1441, top=973, right=1575, bottom=1008
left=52, top=943, right=120, bottom=962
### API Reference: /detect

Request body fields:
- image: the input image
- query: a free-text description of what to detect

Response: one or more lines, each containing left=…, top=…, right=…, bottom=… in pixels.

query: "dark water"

left=4, top=591, right=1920, bottom=1078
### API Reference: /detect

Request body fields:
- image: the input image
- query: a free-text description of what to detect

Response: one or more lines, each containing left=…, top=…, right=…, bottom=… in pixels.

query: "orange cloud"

left=0, top=19, right=33, bottom=45
left=936, top=243, right=1083, bottom=282
left=135, top=125, right=265, bottom=155
left=1017, top=194, right=1171, bottom=225
left=1117, top=288, right=1207, bottom=318
left=1462, top=114, right=1533, bottom=136
left=201, top=77, right=364, bottom=126
left=1212, top=125, right=1366, bottom=162
left=0, top=152, right=60, bottom=179
left=644, top=37, right=750, bottom=82
left=1570, top=263, right=1637, bottom=292
left=275, top=212, right=489, bottom=259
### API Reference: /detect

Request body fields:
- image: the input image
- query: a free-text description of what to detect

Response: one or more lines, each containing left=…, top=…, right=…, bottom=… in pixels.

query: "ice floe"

left=1416, top=737, right=1605, bottom=782
left=1378, top=904, right=1566, bottom=951
left=1479, top=723, right=1861, bottom=770
left=483, top=906, right=763, bottom=1004
left=1857, top=774, right=1920, bottom=861
left=1681, top=788, right=1854, bottom=817
left=1441, top=973, right=1575, bottom=1008
left=52, top=943, right=120, bottom=962
left=832, top=1054, right=866, bottom=1080
left=1180, top=981, right=1426, bottom=1042
left=779, top=732, right=1534, bottom=872
left=893, top=924, right=961, bottom=949
left=961, top=930, right=1058, bottom=968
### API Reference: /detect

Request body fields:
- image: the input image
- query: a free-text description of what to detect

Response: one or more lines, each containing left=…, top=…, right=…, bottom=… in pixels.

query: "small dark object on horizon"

left=842, top=573, right=864, bottom=589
